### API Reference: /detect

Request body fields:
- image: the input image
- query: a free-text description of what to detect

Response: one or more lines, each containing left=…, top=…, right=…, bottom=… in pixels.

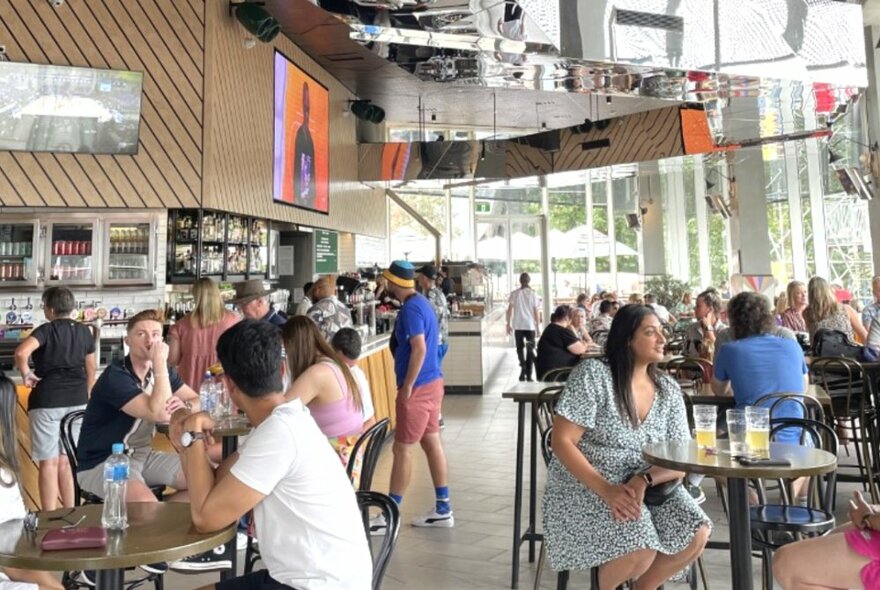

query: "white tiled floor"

left=159, top=343, right=861, bottom=590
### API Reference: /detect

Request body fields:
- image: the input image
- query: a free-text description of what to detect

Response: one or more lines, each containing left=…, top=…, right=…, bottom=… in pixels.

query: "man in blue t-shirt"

left=711, top=292, right=809, bottom=442
left=378, top=260, right=452, bottom=531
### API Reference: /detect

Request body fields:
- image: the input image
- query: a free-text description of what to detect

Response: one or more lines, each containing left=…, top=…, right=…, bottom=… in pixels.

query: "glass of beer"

left=693, top=405, right=717, bottom=449
left=746, top=406, right=771, bottom=456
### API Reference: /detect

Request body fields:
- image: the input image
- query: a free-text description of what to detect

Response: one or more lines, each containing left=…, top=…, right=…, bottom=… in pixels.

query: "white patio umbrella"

left=476, top=235, right=508, bottom=260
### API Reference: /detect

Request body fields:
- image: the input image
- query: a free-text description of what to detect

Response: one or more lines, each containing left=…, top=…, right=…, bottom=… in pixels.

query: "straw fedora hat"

left=231, top=279, right=275, bottom=305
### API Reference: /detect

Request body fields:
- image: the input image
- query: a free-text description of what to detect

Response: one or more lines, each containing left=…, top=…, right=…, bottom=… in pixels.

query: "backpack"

left=812, top=328, right=863, bottom=359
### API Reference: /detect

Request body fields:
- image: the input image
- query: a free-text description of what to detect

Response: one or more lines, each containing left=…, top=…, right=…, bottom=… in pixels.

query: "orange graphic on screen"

left=275, top=55, right=329, bottom=213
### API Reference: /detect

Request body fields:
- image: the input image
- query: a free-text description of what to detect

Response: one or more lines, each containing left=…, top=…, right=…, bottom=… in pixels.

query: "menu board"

left=314, top=229, right=338, bottom=274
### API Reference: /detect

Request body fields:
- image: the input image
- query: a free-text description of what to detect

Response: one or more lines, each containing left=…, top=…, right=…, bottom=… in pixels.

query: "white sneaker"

left=369, top=513, right=387, bottom=536
left=411, top=508, right=454, bottom=528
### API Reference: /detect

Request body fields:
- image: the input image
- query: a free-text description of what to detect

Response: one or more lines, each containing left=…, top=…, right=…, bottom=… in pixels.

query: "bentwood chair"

left=753, top=393, right=826, bottom=424
left=357, top=491, right=401, bottom=590
left=347, top=417, right=392, bottom=491
left=664, top=357, right=712, bottom=392
left=542, top=367, right=574, bottom=383
left=749, top=418, right=838, bottom=590
left=810, top=356, right=879, bottom=501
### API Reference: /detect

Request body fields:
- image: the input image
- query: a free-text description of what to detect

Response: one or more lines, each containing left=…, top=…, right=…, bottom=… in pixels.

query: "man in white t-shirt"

left=169, top=321, right=372, bottom=590
left=506, top=273, right=541, bottom=381
left=645, top=293, right=674, bottom=324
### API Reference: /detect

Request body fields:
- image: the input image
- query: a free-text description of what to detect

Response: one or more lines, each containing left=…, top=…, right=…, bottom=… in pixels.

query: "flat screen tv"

left=273, top=50, right=330, bottom=214
left=0, top=61, right=143, bottom=155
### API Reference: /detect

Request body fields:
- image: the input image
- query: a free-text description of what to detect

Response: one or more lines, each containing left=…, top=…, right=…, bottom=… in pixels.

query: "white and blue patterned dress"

left=542, top=359, right=711, bottom=571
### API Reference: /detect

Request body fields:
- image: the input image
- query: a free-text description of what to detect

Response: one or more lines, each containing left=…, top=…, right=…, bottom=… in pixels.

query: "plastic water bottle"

left=199, top=372, right=216, bottom=416
left=101, top=443, right=129, bottom=530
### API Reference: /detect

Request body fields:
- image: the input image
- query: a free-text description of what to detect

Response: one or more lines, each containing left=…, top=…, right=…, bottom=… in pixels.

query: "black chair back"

left=766, top=417, right=839, bottom=511
left=59, top=409, right=86, bottom=506
left=664, top=357, right=712, bottom=391
left=542, top=367, right=573, bottom=383
left=535, top=385, right=563, bottom=437
left=357, top=491, right=401, bottom=590
left=753, top=392, right=826, bottom=424
left=810, top=356, right=870, bottom=419
left=347, top=418, right=391, bottom=492
left=540, top=426, right=553, bottom=468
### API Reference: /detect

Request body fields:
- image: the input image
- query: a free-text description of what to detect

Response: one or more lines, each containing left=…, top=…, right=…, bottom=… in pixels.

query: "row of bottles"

left=109, top=226, right=149, bottom=255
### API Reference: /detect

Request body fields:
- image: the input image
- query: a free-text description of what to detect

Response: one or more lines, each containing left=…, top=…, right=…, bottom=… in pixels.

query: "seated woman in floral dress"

left=542, top=304, right=711, bottom=589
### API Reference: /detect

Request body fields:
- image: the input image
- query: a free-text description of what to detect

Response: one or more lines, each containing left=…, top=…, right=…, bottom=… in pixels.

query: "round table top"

left=643, top=440, right=838, bottom=479
left=155, top=416, right=252, bottom=437
left=0, top=503, right=234, bottom=571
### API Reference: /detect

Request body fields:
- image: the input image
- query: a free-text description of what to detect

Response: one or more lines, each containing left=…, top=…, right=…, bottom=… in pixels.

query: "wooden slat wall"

left=357, top=347, right=397, bottom=428
left=16, top=386, right=44, bottom=511
left=202, top=1, right=386, bottom=238
left=0, top=0, right=203, bottom=209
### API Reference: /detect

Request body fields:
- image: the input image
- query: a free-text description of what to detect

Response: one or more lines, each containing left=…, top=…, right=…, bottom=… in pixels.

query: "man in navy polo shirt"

left=377, top=260, right=453, bottom=530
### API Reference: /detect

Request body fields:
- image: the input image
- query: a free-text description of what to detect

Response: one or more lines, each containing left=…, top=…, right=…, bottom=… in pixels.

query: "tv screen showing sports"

left=273, top=51, right=330, bottom=214
left=0, top=61, right=143, bottom=155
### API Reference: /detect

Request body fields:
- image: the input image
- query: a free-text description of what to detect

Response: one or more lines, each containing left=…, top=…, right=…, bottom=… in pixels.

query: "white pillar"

left=640, top=162, right=666, bottom=277
left=607, top=175, right=618, bottom=292
left=784, top=142, right=807, bottom=280
left=666, top=159, right=690, bottom=281
left=729, top=147, right=773, bottom=276
left=540, top=184, right=551, bottom=323
left=862, top=26, right=880, bottom=274
left=585, top=171, right=597, bottom=291
left=694, top=159, right=712, bottom=287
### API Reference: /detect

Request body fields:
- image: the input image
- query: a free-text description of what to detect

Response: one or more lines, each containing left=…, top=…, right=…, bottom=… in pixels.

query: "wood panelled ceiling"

left=0, top=0, right=204, bottom=209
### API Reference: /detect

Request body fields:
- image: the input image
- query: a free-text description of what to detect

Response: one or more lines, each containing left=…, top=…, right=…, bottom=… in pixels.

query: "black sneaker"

left=686, top=483, right=706, bottom=504
left=139, top=562, right=168, bottom=575
left=168, top=545, right=232, bottom=572
left=76, top=571, right=96, bottom=587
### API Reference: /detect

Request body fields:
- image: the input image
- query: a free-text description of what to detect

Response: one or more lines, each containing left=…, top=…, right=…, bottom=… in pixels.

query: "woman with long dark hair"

left=0, top=373, right=63, bottom=590
left=282, top=317, right=363, bottom=466
left=542, top=304, right=710, bottom=588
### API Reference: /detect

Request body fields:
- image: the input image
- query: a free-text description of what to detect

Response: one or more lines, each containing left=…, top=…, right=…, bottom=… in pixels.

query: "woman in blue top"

left=711, top=292, right=809, bottom=441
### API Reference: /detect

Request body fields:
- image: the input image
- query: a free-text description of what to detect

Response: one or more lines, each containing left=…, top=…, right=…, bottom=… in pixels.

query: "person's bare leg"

left=125, top=479, right=161, bottom=503
left=389, top=441, right=415, bottom=497
left=598, top=549, right=656, bottom=590
left=37, top=458, right=60, bottom=511
left=56, top=455, right=75, bottom=508
left=419, top=433, right=448, bottom=489
left=632, top=525, right=710, bottom=590
left=773, top=525, right=868, bottom=589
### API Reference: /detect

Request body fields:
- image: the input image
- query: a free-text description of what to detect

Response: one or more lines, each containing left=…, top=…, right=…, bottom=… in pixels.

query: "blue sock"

left=389, top=493, right=403, bottom=506
left=435, top=486, right=451, bottom=514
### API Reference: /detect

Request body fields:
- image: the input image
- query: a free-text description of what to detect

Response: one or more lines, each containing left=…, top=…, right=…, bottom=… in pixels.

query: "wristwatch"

left=180, top=431, right=207, bottom=448
left=639, top=470, right=654, bottom=487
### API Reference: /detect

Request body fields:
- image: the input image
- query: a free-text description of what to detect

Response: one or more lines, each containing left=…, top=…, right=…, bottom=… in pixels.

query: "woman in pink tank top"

left=168, top=278, right=240, bottom=390
left=281, top=317, right=364, bottom=471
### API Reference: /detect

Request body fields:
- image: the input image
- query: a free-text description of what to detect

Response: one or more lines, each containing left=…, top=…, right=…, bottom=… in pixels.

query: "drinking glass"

left=746, top=406, right=771, bottom=456
left=727, top=409, right=749, bottom=457
left=693, top=405, right=717, bottom=449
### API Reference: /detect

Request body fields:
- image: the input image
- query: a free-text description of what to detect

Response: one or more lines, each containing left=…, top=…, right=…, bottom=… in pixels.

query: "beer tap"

left=9, top=298, right=16, bottom=311
left=25, top=297, right=33, bottom=311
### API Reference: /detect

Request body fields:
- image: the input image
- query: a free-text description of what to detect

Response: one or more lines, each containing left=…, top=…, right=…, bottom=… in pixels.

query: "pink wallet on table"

left=40, top=527, right=107, bottom=551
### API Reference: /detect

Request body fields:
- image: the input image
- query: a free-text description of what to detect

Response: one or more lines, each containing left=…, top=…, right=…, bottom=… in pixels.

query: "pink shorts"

left=395, top=378, right=444, bottom=444
left=845, top=527, right=880, bottom=589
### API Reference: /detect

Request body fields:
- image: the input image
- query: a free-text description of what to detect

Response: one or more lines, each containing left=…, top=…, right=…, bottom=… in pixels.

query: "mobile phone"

left=737, top=456, right=791, bottom=467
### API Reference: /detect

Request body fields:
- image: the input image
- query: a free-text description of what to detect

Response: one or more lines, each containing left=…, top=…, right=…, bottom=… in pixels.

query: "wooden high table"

left=0, top=503, right=234, bottom=590
left=643, top=440, right=837, bottom=590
